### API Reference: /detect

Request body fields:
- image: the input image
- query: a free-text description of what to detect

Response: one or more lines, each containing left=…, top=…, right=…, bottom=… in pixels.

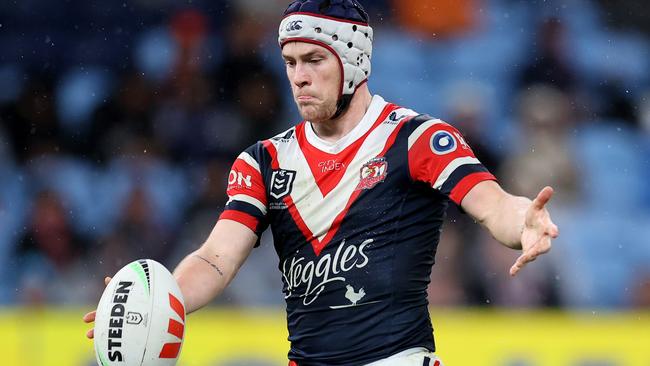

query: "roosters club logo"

left=355, top=157, right=388, bottom=190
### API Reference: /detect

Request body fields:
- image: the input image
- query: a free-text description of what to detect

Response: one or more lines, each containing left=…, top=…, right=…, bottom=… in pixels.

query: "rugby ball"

left=94, top=259, right=186, bottom=366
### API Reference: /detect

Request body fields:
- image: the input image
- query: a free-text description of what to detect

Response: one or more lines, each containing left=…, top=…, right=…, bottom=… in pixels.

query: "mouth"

left=296, top=95, right=316, bottom=102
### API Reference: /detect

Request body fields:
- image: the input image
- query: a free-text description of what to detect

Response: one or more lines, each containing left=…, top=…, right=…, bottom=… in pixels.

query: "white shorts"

left=364, top=347, right=443, bottom=366
left=288, top=348, right=443, bottom=366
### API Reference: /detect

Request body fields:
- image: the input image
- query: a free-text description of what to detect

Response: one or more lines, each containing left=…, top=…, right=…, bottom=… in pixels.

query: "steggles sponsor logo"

left=282, top=239, right=372, bottom=306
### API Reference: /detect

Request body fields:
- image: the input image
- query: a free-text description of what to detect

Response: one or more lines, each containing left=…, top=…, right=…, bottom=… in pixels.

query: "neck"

left=310, top=85, right=373, bottom=143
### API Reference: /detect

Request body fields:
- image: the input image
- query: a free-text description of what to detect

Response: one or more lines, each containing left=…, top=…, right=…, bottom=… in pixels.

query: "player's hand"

left=83, top=276, right=112, bottom=339
left=510, top=186, right=559, bottom=276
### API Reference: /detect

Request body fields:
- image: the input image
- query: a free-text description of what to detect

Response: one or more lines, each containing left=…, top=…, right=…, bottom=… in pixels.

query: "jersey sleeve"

left=218, top=143, right=269, bottom=237
left=407, top=115, right=496, bottom=205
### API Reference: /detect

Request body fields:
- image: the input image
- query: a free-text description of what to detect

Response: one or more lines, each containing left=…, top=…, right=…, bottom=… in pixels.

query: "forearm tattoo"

left=193, top=254, right=224, bottom=276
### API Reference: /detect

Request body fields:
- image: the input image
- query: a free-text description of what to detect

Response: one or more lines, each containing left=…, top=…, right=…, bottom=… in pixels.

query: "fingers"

left=532, top=186, right=554, bottom=210
left=83, top=310, right=96, bottom=323
left=84, top=277, right=111, bottom=340
left=510, top=252, right=536, bottom=276
left=84, top=311, right=97, bottom=339
left=510, top=239, right=552, bottom=276
left=547, top=223, right=560, bottom=238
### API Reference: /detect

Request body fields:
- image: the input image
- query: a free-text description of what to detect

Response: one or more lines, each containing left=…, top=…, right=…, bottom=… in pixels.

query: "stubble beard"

left=297, top=98, right=337, bottom=123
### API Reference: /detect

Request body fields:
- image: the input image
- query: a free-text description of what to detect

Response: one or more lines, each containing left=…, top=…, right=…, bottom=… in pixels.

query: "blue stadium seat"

left=571, top=121, right=646, bottom=211
left=555, top=208, right=647, bottom=308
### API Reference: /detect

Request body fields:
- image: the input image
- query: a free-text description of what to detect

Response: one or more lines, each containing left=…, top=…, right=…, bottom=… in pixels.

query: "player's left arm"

left=460, top=181, right=560, bottom=276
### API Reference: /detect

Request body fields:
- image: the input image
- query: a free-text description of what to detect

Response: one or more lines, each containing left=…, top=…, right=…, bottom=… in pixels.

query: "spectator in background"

left=392, top=0, right=477, bottom=38
left=173, top=159, right=231, bottom=260
left=428, top=81, right=505, bottom=306
left=13, top=190, right=93, bottom=304
left=484, top=84, right=581, bottom=307
left=1, top=74, right=62, bottom=163
left=214, top=9, right=285, bottom=140
left=633, top=272, right=650, bottom=308
left=500, top=84, right=580, bottom=204
left=88, top=71, right=158, bottom=163
left=519, top=18, right=576, bottom=93
left=98, top=185, right=174, bottom=277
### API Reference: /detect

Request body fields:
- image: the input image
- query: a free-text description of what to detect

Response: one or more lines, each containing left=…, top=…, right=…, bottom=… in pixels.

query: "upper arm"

left=199, top=218, right=258, bottom=272
left=407, top=115, right=496, bottom=205
left=201, top=143, right=270, bottom=269
left=460, top=180, right=507, bottom=224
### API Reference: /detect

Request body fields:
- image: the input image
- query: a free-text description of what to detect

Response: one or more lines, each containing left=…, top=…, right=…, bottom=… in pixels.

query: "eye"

left=285, top=60, right=296, bottom=67
left=309, top=58, right=322, bottom=64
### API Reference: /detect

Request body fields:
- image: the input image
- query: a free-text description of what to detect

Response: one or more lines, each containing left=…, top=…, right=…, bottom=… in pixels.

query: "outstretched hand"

left=82, top=276, right=112, bottom=339
left=509, top=186, right=559, bottom=276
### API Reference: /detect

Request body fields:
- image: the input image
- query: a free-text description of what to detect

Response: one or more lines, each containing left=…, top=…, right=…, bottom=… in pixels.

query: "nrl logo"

left=270, top=169, right=296, bottom=199
left=355, top=157, right=388, bottom=190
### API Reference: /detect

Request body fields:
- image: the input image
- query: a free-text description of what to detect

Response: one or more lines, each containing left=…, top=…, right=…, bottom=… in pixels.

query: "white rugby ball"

left=94, top=259, right=186, bottom=366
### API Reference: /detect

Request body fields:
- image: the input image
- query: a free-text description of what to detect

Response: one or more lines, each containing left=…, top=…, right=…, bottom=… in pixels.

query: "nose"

left=293, top=62, right=311, bottom=88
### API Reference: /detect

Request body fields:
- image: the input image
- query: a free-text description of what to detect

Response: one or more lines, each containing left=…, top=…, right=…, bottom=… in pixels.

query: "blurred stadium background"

left=0, top=0, right=649, bottom=365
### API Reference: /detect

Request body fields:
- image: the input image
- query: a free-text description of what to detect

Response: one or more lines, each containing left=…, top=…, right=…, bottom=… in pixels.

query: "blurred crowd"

left=1, top=0, right=649, bottom=309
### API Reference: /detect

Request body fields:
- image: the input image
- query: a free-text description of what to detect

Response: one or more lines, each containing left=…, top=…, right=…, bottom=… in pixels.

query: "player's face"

left=282, top=42, right=341, bottom=123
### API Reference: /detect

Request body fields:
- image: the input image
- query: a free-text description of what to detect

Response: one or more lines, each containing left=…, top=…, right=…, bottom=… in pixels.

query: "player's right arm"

left=176, top=144, right=269, bottom=312
left=173, top=219, right=257, bottom=313
left=83, top=220, right=257, bottom=338
left=84, top=143, right=270, bottom=337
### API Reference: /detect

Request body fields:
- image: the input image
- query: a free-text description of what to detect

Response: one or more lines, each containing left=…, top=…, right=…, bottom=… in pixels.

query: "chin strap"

left=331, top=93, right=354, bottom=119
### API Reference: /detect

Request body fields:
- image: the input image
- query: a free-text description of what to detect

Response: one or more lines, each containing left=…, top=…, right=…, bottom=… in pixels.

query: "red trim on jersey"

left=282, top=12, right=369, bottom=26
left=449, top=171, right=496, bottom=205
left=263, top=105, right=404, bottom=256
left=281, top=38, right=345, bottom=97
left=228, top=158, right=268, bottom=206
left=219, top=210, right=259, bottom=233
left=263, top=139, right=319, bottom=246
left=295, top=103, right=399, bottom=197
left=408, top=122, right=479, bottom=185
left=310, top=113, right=408, bottom=255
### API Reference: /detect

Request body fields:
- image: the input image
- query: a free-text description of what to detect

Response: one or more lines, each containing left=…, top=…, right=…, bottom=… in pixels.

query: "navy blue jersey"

left=220, top=95, right=495, bottom=365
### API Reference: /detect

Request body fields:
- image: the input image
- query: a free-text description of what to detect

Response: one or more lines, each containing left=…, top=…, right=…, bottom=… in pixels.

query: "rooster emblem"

left=344, top=285, right=366, bottom=305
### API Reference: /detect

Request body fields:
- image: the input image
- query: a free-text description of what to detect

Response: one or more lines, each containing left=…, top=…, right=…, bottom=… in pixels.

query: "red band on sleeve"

left=228, top=158, right=267, bottom=206
left=219, top=210, right=259, bottom=233
left=408, top=122, right=478, bottom=185
left=449, top=172, right=496, bottom=205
